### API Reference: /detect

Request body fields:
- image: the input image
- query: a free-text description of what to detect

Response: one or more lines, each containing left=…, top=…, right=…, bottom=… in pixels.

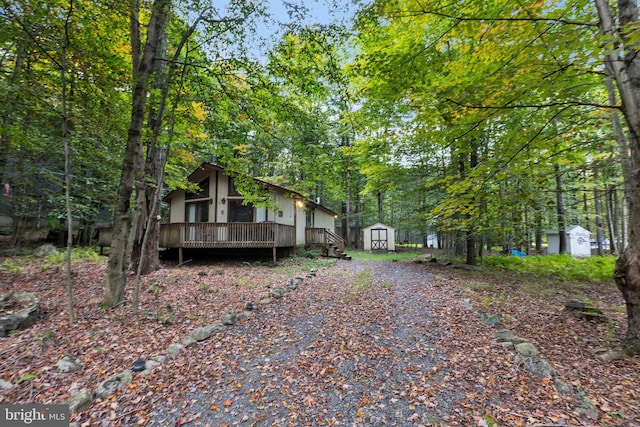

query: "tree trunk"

left=594, top=178, right=605, bottom=257
left=345, top=166, right=352, bottom=248
left=595, top=0, right=640, bottom=354
left=554, top=164, right=567, bottom=254
left=607, top=185, right=619, bottom=255
left=61, top=6, right=74, bottom=324
left=103, top=0, right=169, bottom=308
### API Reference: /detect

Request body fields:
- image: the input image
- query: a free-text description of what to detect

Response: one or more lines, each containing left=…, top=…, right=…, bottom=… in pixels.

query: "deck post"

left=179, top=248, right=183, bottom=265
left=272, top=246, right=277, bottom=264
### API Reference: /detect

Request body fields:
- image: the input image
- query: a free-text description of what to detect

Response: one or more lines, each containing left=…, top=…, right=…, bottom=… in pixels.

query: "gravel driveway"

left=148, top=259, right=466, bottom=426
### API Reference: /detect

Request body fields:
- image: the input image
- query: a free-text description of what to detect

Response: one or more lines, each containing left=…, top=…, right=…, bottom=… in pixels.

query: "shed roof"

left=363, top=222, right=395, bottom=231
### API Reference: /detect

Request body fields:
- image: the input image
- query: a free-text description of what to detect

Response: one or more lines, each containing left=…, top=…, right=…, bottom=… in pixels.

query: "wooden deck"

left=99, top=222, right=296, bottom=263
left=159, top=222, right=296, bottom=249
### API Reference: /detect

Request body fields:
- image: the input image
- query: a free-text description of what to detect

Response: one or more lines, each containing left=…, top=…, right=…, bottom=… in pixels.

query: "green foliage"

left=349, top=250, right=423, bottom=262
left=45, top=247, right=100, bottom=264
left=302, top=248, right=321, bottom=259
left=346, top=267, right=375, bottom=296
left=16, top=373, right=37, bottom=385
left=0, top=260, right=23, bottom=274
left=482, top=254, right=616, bottom=282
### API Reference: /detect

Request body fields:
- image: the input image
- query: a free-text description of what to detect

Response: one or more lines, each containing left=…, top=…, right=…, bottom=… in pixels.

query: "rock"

left=181, top=336, right=197, bottom=347
left=259, top=298, right=272, bottom=305
left=0, top=294, right=10, bottom=310
left=477, top=312, right=501, bottom=326
left=151, top=355, right=168, bottom=364
left=575, top=390, right=599, bottom=420
left=0, top=292, right=40, bottom=336
left=237, top=310, right=255, bottom=320
left=167, top=343, right=184, bottom=358
left=500, top=342, right=514, bottom=349
left=67, top=389, right=93, bottom=413
left=461, top=299, right=474, bottom=311
left=57, top=356, right=82, bottom=373
left=34, top=244, right=58, bottom=257
left=554, top=378, right=573, bottom=395
left=515, top=342, right=538, bottom=357
left=244, top=302, right=255, bottom=311
left=493, top=329, right=516, bottom=343
left=221, top=313, right=237, bottom=326
left=522, top=355, right=553, bottom=377
left=138, top=359, right=161, bottom=377
left=270, top=289, right=285, bottom=299
left=599, top=350, right=628, bottom=361
left=0, top=379, right=13, bottom=391
left=191, top=324, right=219, bottom=341
left=287, top=281, right=298, bottom=290
left=132, top=359, right=146, bottom=372
left=94, top=371, right=133, bottom=399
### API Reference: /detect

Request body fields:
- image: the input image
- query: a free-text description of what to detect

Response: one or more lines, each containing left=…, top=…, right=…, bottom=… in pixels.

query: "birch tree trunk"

left=595, top=0, right=640, bottom=354
left=554, top=164, right=567, bottom=254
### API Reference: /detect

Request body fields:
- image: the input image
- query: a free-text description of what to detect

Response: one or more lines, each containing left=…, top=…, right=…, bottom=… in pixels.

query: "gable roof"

left=165, top=163, right=339, bottom=217
left=363, top=222, right=395, bottom=231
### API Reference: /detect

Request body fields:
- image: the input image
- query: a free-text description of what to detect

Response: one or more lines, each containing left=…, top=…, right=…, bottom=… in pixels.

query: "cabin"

left=99, top=163, right=346, bottom=262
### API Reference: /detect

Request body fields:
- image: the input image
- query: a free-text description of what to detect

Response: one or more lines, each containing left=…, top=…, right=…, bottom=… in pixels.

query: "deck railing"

left=99, top=223, right=296, bottom=249
left=306, top=227, right=345, bottom=251
left=159, top=222, right=296, bottom=248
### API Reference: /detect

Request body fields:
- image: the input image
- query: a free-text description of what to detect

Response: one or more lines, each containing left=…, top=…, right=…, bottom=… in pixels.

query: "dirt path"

left=147, top=260, right=467, bottom=426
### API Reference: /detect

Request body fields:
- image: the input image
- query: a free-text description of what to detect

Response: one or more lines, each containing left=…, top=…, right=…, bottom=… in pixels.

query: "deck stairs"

left=322, top=229, right=351, bottom=260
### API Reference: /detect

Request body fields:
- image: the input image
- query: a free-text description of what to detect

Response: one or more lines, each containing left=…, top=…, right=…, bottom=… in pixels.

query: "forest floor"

left=0, top=249, right=639, bottom=426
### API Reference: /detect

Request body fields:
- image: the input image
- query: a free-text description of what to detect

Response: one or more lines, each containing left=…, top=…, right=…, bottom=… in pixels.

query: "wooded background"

left=2, top=0, right=640, bottom=351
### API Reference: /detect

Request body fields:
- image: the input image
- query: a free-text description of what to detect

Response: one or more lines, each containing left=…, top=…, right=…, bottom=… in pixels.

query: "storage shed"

left=546, top=225, right=591, bottom=257
left=363, top=223, right=395, bottom=252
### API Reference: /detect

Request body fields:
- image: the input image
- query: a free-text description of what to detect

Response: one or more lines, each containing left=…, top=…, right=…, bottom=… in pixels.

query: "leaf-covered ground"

left=1, top=253, right=639, bottom=426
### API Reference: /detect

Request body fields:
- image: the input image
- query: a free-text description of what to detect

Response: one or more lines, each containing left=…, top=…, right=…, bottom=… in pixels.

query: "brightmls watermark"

left=0, top=404, right=68, bottom=426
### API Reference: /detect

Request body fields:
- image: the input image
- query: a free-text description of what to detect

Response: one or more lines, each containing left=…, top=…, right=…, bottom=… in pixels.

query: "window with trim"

left=186, top=178, right=209, bottom=200
left=228, top=177, right=242, bottom=196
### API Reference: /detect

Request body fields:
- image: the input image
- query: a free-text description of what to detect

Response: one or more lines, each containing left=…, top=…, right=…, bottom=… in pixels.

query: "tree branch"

left=387, top=6, right=597, bottom=27
left=445, top=98, right=620, bottom=110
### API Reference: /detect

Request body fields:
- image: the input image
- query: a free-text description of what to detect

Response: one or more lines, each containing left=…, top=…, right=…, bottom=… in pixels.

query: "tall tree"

left=595, top=0, right=640, bottom=355
left=103, top=0, right=170, bottom=307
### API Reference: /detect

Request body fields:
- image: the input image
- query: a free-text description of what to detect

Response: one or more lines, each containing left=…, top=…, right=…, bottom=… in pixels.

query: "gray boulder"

left=94, top=371, right=132, bottom=399
left=57, top=356, right=82, bottom=373
left=0, top=292, right=40, bottom=336
left=182, top=336, right=197, bottom=347
left=34, top=244, right=57, bottom=257
left=0, top=379, right=13, bottom=391
left=191, top=325, right=218, bottom=341
left=515, top=342, right=538, bottom=357
left=221, top=313, right=237, bottom=326
left=166, top=343, right=183, bottom=358
left=67, top=389, right=93, bottom=413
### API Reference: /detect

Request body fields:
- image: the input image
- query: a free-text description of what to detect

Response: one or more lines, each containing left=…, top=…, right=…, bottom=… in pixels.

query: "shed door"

left=371, top=228, right=388, bottom=250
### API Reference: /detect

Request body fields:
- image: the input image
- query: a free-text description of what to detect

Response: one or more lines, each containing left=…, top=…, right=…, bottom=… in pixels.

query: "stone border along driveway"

left=462, top=298, right=600, bottom=421
left=60, top=260, right=602, bottom=422
left=64, top=270, right=319, bottom=415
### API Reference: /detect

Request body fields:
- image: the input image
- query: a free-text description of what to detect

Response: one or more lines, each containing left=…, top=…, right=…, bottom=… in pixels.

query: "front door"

left=186, top=201, right=208, bottom=240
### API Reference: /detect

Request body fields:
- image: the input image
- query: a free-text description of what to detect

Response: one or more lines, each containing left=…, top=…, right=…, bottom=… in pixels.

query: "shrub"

left=482, top=254, right=616, bottom=282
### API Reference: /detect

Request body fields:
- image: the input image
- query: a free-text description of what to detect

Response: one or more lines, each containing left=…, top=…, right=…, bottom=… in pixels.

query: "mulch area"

left=1, top=254, right=639, bottom=426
